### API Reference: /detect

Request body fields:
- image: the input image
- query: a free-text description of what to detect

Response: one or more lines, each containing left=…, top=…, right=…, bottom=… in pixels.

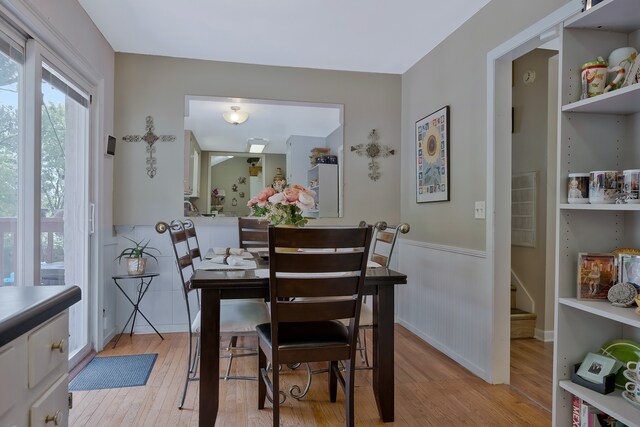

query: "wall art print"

left=416, top=106, right=449, bottom=203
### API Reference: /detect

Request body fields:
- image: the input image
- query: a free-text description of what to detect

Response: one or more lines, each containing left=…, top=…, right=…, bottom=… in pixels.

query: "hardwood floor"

left=510, top=338, right=554, bottom=412
left=70, top=326, right=551, bottom=426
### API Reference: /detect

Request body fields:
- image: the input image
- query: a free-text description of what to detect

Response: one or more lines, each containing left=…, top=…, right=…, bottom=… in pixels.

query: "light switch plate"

left=474, top=201, right=486, bottom=219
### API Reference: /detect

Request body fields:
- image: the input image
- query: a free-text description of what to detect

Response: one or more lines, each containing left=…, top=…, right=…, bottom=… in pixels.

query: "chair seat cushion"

left=192, top=300, right=270, bottom=334
left=256, top=320, right=349, bottom=350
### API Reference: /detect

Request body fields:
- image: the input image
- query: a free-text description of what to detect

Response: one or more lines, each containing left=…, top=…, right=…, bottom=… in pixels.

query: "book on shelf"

left=571, top=394, right=628, bottom=427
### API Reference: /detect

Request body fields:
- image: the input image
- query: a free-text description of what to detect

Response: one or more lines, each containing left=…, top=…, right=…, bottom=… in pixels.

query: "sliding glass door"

left=40, top=62, right=90, bottom=360
left=0, top=22, right=93, bottom=364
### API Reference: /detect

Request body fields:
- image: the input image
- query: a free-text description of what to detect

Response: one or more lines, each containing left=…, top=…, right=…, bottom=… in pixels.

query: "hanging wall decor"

left=416, top=106, right=450, bottom=203
left=122, top=116, right=176, bottom=178
left=350, top=129, right=395, bottom=181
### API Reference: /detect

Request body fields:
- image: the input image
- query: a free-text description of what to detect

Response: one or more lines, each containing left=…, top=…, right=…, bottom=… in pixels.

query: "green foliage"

left=115, top=236, right=161, bottom=263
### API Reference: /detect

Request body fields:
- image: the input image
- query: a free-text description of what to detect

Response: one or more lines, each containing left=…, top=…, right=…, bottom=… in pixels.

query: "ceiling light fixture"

left=222, top=106, right=249, bottom=125
left=247, top=138, right=268, bottom=153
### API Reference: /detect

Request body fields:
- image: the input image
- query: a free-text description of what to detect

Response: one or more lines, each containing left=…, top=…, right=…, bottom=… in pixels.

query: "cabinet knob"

left=50, top=339, right=64, bottom=353
left=45, top=410, right=61, bottom=425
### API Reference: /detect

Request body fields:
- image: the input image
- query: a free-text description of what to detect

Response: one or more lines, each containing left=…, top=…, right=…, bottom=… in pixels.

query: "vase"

left=126, top=257, right=147, bottom=275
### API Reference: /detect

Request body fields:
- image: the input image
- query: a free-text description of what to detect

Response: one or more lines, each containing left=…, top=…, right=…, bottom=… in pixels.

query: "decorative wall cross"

left=122, top=116, right=176, bottom=178
left=350, top=129, right=395, bottom=181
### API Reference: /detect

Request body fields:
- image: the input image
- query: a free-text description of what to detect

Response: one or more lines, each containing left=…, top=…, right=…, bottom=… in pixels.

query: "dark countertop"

left=0, top=285, right=81, bottom=348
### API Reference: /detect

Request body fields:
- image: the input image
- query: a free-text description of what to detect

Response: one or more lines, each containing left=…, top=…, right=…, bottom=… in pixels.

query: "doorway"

left=509, top=47, right=558, bottom=411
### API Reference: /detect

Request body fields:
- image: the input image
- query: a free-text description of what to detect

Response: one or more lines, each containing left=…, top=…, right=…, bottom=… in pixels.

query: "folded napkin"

left=198, top=258, right=257, bottom=270
left=212, top=247, right=244, bottom=256
left=367, top=260, right=382, bottom=268
left=205, top=248, right=253, bottom=259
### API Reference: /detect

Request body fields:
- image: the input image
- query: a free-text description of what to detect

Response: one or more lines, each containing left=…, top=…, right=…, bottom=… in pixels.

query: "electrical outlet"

left=474, top=201, right=486, bottom=219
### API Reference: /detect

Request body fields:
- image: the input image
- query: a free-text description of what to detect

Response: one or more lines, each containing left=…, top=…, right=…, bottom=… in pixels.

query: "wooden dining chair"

left=355, top=221, right=410, bottom=368
left=155, top=220, right=269, bottom=409
left=238, top=217, right=270, bottom=249
left=257, top=225, right=372, bottom=426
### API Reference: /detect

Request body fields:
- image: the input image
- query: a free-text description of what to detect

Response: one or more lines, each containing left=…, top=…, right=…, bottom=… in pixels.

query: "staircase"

left=511, top=285, right=537, bottom=339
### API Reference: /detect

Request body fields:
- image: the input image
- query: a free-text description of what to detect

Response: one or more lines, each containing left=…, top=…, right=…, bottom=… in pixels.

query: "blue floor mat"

left=69, top=353, right=158, bottom=391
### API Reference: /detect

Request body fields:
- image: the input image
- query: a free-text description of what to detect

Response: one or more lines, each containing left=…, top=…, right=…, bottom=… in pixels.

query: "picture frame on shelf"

left=415, top=105, right=449, bottom=203
left=618, top=253, right=640, bottom=288
left=577, top=253, right=616, bottom=300
left=576, top=352, right=622, bottom=384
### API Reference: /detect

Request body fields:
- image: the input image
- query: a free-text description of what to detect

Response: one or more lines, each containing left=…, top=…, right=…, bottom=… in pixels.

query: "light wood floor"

left=510, top=338, right=554, bottom=412
left=69, top=326, right=551, bottom=426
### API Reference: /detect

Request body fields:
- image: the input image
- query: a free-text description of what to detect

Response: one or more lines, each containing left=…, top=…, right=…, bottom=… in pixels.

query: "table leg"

left=199, top=290, right=221, bottom=427
left=373, top=285, right=394, bottom=422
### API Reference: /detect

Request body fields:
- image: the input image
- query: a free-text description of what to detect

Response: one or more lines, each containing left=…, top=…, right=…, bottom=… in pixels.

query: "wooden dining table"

left=190, top=261, right=407, bottom=426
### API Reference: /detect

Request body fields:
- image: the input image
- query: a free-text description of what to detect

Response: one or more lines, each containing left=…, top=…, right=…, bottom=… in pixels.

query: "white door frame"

left=485, top=0, right=581, bottom=383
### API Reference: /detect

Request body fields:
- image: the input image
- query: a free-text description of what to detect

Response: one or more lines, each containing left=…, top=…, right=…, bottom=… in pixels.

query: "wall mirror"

left=184, top=96, right=344, bottom=218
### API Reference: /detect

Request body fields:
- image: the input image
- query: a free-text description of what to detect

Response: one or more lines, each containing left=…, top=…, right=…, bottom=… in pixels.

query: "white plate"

left=623, top=369, right=639, bottom=383
left=622, top=390, right=640, bottom=409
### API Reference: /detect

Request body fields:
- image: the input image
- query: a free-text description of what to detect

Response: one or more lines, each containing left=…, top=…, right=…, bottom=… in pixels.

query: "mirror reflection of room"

left=183, top=96, right=344, bottom=218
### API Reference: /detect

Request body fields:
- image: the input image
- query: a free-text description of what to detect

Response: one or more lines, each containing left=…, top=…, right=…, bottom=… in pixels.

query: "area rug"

left=69, top=353, right=158, bottom=391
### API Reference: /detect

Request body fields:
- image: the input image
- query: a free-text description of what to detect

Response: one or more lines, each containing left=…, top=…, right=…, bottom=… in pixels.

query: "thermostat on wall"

left=105, top=135, right=116, bottom=156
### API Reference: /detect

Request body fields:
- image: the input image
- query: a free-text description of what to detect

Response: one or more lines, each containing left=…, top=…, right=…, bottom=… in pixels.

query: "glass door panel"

left=0, top=39, right=22, bottom=286
left=39, top=63, right=89, bottom=358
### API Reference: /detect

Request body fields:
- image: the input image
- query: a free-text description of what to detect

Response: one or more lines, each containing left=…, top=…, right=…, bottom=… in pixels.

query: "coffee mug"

left=589, top=170, right=619, bottom=204
left=625, top=381, right=640, bottom=401
left=628, top=360, right=640, bottom=376
left=623, top=169, right=640, bottom=203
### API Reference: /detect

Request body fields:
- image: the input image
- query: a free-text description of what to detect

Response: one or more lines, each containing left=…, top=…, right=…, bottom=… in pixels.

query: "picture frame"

left=576, top=352, right=620, bottom=384
left=577, top=252, right=616, bottom=300
left=618, top=253, right=640, bottom=287
left=416, top=105, right=449, bottom=203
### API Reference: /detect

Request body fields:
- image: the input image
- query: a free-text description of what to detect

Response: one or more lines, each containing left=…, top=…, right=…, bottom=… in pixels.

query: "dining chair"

left=238, top=217, right=270, bottom=249
left=155, top=220, right=270, bottom=409
left=257, top=225, right=372, bottom=426
left=355, top=221, right=410, bottom=368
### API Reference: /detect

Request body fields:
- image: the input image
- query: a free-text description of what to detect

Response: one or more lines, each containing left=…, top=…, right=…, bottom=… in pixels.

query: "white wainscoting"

left=112, top=219, right=239, bottom=336
left=395, top=239, right=490, bottom=381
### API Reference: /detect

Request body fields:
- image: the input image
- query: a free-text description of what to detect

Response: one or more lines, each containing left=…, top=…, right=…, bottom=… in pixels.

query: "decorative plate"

left=607, top=282, right=638, bottom=307
left=622, top=390, right=640, bottom=409
left=599, top=339, right=640, bottom=390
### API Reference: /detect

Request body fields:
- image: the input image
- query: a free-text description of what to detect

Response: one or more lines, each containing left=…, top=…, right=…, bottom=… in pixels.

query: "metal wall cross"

left=122, top=116, right=176, bottom=178
left=350, top=129, right=395, bottom=181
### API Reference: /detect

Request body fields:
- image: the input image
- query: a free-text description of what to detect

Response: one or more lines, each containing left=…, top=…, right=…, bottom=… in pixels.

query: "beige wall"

left=511, top=48, right=557, bottom=332
left=400, top=0, right=569, bottom=249
left=114, top=54, right=401, bottom=226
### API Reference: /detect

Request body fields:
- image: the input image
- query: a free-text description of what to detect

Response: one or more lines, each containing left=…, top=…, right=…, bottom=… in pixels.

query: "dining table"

left=190, top=254, right=407, bottom=426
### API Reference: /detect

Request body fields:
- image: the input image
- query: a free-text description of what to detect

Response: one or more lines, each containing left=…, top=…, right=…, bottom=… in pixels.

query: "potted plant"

left=115, top=236, right=160, bottom=275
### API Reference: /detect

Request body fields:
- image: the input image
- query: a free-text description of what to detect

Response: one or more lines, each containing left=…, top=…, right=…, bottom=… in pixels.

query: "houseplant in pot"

left=115, top=236, right=160, bottom=275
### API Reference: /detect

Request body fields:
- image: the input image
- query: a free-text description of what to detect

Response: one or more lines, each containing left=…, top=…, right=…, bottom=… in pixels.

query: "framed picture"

left=577, top=252, right=616, bottom=300
left=618, top=253, right=640, bottom=287
left=576, top=352, right=620, bottom=384
left=416, top=106, right=449, bottom=203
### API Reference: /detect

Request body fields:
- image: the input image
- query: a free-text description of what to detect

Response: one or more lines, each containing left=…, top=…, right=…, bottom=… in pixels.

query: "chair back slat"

left=268, top=225, right=372, bottom=351
left=156, top=220, right=199, bottom=296
left=277, top=299, right=356, bottom=323
left=238, top=217, right=270, bottom=248
left=274, top=252, right=364, bottom=273
left=276, top=277, right=359, bottom=298
left=368, top=221, right=411, bottom=267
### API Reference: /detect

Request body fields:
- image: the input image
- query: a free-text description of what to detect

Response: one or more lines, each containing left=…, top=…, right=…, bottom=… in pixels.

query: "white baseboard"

left=102, top=328, right=116, bottom=349
left=396, top=318, right=489, bottom=382
left=534, top=328, right=554, bottom=342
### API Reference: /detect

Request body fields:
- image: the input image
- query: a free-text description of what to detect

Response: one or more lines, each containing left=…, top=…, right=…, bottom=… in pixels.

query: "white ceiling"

left=78, top=0, right=491, bottom=74
left=184, top=96, right=342, bottom=153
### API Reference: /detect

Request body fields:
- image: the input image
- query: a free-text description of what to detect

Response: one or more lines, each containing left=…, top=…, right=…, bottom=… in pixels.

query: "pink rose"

left=282, top=187, right=301, bottom=203
left=268, top=191, right=287, bottom=204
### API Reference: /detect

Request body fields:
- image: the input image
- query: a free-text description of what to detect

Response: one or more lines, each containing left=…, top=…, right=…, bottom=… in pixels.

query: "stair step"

left=511, top=308, right=536, bottom=339
left=511, top=308, right=537, bottom=320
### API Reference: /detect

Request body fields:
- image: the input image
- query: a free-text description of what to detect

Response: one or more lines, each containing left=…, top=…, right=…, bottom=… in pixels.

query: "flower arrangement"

left=247, top=184, right=316, bottom=226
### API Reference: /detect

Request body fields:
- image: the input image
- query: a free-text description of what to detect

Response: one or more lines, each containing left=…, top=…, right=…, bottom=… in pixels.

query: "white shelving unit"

left=553, top=1, right=640, bottom=425
left=306, top=164, right=338, bottom=218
